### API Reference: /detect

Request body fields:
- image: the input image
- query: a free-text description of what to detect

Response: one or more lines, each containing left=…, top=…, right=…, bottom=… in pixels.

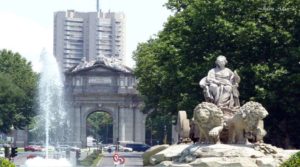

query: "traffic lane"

left=98, top=152, right=143, bottom=167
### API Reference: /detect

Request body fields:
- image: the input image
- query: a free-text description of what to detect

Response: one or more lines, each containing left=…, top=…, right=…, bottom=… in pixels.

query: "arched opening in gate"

left=86, top=111, right=113, bottom=144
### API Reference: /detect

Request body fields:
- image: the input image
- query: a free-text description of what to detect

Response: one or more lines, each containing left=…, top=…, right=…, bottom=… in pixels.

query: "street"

left=97, top=152, right=143, bottom=167
left=12, top=150, right=144, bottom=167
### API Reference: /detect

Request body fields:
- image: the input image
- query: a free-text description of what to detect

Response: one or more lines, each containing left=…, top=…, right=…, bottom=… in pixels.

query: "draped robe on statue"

left=200, top=67, right=240, bottom=108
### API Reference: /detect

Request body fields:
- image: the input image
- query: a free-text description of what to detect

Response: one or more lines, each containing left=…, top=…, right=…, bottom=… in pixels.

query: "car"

left=70, top=146, right=81, bottom=154
left=42, top=145, right=55, bottom=152
left=118, top=145, right=133, bottom=152
left=103, top=145, right=132, bottom=152
left=103, top=145, right=116, bottom=152
left=123, top=143, right=150, bottom=152
left=55, top=145, right=70, bottom=152
left=26, top=152, right=45, bottom=159
left=70, top=146, right=80, bottom=151
left=24, top=145, right=43, bottom=152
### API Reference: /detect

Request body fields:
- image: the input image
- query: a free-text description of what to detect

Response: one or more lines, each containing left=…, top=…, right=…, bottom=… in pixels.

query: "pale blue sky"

left=0, top=0, right=172, bottom=71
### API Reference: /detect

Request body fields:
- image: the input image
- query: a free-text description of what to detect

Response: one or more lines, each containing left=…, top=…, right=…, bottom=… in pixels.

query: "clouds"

left=0, top=12, right=52, bottom=72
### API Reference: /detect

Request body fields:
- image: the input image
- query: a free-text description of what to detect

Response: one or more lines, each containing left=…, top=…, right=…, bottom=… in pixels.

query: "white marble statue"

left=200, top=55, right=240, bottom=108
left=227, top=101, right=268, bottom=144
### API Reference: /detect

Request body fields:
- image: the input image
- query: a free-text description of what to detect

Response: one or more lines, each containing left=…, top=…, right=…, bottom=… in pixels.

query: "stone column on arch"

left=118, top=106, right=125, bottom=142
left=118, top=105, right=134, bottom=142
left=126, top=106, right=135, bottom=142
left=80, top=105, right=91, bottom=147
left=134, top=107, right=147, bottom=143
left=73, top=105, right=82, bottom=147
left=68, top=103, right=82, bottom=147
left=111, top=106, right=119, bottom=144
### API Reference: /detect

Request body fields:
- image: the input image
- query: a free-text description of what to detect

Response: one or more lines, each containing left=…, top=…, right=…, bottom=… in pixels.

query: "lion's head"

left=193, top=102, right=224, bottom=129
left=238, top=101, right=268, bottom=130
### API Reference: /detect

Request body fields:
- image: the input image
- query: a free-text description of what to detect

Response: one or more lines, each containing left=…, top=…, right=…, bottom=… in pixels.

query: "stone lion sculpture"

left=193, top=102, right=224, bottom=144
left=227, top=101, right=268, bottom=144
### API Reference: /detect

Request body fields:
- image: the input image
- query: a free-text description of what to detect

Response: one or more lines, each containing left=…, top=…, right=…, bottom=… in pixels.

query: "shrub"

left=280, top=151, right=300, bottom=167
left=78, top=150, right=102, bottom=167
left=0, top=158, right=15, bottom=167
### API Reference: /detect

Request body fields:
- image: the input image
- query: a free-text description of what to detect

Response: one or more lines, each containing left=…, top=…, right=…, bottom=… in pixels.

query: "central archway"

left=86, top=111, right=113, bottom=144
left=81, top=106, right=119, bottom=147
left=65, top=63, right=147, bottom=147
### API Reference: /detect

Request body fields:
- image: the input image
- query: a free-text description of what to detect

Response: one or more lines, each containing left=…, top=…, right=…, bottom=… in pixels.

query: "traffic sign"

left=119, top=157, right=125, bottom=164
left=113, top=153, right=126, bottom=165
left=113, top=153, right=119, bottom=162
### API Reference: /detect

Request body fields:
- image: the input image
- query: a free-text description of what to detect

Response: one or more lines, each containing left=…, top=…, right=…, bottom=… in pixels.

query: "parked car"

left=55, top=145, right=70, bottom=151
left=70, top=146, right=81, bottom=155
left=70, top=146, right=80, bottom=151
left=26, top=152, right=45, bottom=159
left=24, top=145, right=43, bottom=152
left=103, top=145, right=132, bottom=152
left=123, top=143, right=150, bottom=152
left=118, top=145, right=133, bottom=152
left=103, top=145, right=115, bottom=152
left=42, top=145, right=55, bottom=152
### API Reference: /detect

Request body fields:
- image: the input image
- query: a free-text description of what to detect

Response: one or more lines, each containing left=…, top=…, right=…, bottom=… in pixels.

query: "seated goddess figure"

left=199, top=55, right=240, bottom=109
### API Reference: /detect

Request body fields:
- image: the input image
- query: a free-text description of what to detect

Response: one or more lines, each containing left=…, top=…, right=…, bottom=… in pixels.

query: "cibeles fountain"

left=143, top=56, right=298, bottom=167
left=24, top=51, right=72, bottom=167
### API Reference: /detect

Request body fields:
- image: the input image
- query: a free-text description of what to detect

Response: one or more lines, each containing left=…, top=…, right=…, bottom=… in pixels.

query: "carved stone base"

left=144, top=143, right=299, bottom=167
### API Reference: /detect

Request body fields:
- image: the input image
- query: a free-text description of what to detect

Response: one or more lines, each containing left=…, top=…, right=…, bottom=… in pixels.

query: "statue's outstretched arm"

left=233, top=70, right=240, bottom=84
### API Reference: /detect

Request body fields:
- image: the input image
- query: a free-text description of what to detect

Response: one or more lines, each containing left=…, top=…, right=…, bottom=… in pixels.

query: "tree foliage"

left=134, top=0, right=300, bottom=148
left=0, top=49, right=37, bottom=133
left=86, top=112, right=113, bottom=144
left=145, top=112, right=173, bottom=145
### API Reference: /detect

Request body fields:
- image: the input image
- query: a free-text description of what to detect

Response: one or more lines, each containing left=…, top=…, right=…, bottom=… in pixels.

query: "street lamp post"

left=150, top=119, right=153, bottom=146
left=106, top=123, right=108, bottom=143
left=163, top=125, right=167, bottom=144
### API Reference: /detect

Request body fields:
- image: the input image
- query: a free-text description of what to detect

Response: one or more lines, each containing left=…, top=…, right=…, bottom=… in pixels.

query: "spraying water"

left=25, top=52, right=72, bottom=166
left=25, top=51, right=72, bottom=167
left=38, top=50, right=67, bottom=158
left=25, top=157, right=72, bottom=167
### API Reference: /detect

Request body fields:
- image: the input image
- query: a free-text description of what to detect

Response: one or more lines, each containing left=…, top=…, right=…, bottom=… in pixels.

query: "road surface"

left=97, top=152, right=143, bottom=167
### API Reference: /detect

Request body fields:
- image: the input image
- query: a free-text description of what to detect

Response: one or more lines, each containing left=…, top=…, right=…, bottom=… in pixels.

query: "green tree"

left=0, top=49, right=37, bottom=133
left=134, top=0, right=300, bottom=148
left=86, top=112, right=113, bottom=144
left=145, top=112, right=173, bottom=145
left=0, top=73, right=25, bottom=133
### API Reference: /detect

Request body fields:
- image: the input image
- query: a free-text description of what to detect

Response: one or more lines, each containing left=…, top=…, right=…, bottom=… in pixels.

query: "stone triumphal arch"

left=64, top=59, right=146, bottom=147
